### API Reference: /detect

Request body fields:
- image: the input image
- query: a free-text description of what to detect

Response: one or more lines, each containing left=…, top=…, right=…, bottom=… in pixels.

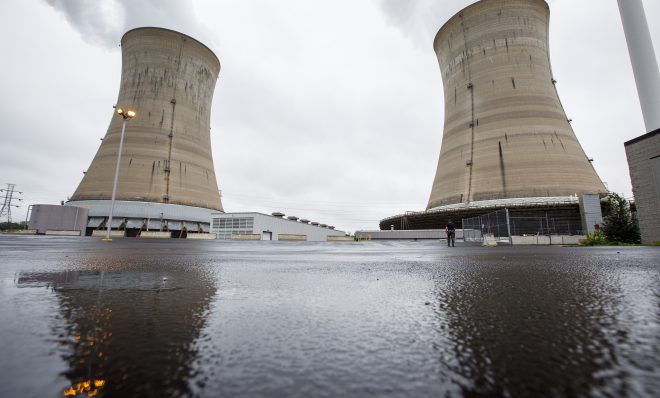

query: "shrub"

left=601, top=193, right=641, bottom=244
left=580, top=230, right=607, bottom=246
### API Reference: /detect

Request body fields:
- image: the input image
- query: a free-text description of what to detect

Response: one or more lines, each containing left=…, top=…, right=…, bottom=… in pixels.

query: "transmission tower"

left=0, top=183, right=23, bottom=224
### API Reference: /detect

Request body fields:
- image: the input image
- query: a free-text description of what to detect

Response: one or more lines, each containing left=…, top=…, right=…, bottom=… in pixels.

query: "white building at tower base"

left=211, top=212, right=347, bottom=242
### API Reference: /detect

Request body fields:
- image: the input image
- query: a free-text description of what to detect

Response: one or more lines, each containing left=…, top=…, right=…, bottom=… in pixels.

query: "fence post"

left=505, top=208, right=512, bottom=245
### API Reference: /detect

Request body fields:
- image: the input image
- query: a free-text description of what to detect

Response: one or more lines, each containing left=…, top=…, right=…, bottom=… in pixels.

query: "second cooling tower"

left=427, top=0, right=606, bottom=210
left=68, top=27, right=223, bottom=234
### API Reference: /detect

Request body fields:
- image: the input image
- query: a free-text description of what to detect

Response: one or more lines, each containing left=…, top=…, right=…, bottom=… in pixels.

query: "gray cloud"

left=379, top=0, right=464, bottom=46
left=43, top=0, right=204, bottom=48
left=44, top=0, right=125, bottom=47
left=378, top=0, right=564, bottom=48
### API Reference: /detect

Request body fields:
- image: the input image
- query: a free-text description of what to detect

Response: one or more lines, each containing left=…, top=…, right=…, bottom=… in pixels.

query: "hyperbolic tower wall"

left=70, top=27, right=223, bottom=218
left=427, top=0, right=606, bottom=210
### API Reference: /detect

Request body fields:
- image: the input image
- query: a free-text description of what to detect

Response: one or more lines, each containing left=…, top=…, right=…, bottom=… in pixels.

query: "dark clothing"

left=446, top=222, right=456, bottom=247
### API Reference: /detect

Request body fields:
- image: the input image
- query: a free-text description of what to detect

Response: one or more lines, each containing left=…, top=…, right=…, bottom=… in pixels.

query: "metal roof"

left=384, top=196, right=581, bottom=223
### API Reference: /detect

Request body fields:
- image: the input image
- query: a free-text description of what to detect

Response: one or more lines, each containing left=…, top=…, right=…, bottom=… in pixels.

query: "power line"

left=0, top=183, right=24, bottom=224
left=224, top=193, right=422, bottom=208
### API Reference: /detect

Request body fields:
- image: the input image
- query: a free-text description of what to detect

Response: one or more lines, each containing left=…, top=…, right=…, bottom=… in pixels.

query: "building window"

left=211, top=217, right=254, bottom=239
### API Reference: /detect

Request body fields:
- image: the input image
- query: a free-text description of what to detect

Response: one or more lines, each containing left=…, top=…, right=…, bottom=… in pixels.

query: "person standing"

left=446, top=220, right=456, bottom=247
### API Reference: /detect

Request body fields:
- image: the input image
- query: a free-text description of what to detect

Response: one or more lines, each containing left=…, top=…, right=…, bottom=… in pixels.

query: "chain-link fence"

left=462, top=209, right=510, bottom=242
left=508, top=215, right=581, bottom=236
left=462, top=208, right=584, bottom=243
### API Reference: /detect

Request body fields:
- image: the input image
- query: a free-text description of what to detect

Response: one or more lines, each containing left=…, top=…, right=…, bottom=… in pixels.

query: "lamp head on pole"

left=116, top=107, right=136, bottom=120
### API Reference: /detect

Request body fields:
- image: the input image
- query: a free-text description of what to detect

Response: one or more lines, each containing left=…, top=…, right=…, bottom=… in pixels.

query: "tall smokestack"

left=618, top=0, right=660, bottom=134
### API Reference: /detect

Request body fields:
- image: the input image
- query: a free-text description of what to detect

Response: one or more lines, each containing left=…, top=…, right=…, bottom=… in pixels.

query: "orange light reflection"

left=62, top=379, right=106, bottom=397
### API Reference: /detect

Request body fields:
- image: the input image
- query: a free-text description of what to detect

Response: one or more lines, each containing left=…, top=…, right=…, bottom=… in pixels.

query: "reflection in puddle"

left=434, top=263, right=628, bottom=396
left=63, top=379, right=105, bottom=396
left=17, top=264, right=216, bottom=397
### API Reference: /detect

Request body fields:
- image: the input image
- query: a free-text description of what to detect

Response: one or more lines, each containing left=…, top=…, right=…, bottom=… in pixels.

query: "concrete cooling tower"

left=381, top=0, right=607, bottom=233
left=427, top=0, right=606, bottom=209
left=68, top=27, right=223, bottom=235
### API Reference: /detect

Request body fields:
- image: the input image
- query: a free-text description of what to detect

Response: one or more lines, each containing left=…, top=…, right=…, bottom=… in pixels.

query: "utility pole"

left=0, top=183, right=24, bottom=224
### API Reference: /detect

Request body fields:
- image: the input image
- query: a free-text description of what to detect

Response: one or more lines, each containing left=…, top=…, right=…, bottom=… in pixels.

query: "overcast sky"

left=1, top=0, right=658, bottom=233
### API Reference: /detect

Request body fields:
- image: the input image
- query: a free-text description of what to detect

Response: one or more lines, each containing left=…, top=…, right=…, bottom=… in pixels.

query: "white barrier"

left=511, top=235, right=585, bottom=245
left=45, top=230, right=81, bottom=236
left=186, top=233, right=217, bottom=240
left=92, top=230, right=126, bottom=238
left=140, top=231, right=172, bottom=239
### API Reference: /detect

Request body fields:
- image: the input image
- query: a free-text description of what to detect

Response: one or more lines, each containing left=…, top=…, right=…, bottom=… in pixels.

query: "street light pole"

left=103, top=107, right=136, bottom=242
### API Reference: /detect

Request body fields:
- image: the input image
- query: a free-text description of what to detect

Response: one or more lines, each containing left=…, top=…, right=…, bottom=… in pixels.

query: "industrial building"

left=625, top=131, right=660, bottom=243
left=382, top=0, right=607, bottom=235
left=27, top=204, right=89, bottom=235
left=211, top=212, right=347, bottom=241
left=67, top=27, right=223, bottom=236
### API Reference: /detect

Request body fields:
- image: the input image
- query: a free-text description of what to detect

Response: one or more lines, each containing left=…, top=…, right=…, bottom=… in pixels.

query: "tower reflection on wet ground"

left=15, top=261, right=216, bottom=397
left=0, top=237, right=658, bottom=397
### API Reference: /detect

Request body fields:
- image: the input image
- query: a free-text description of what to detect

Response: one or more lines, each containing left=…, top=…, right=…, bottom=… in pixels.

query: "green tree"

left=0, top=221, right=27, bottom=231
left=601, top=193, right=641, bottom=244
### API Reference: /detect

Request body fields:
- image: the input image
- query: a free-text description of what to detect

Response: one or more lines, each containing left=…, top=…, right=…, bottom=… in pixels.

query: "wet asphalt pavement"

left=0, top=236, right=658, bottom=397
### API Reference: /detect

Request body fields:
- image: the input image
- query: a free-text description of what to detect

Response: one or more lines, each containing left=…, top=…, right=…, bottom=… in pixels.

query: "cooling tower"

left=426, top=0, right=607, bottom=211
left=68, top=27, right=223, bottom=233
